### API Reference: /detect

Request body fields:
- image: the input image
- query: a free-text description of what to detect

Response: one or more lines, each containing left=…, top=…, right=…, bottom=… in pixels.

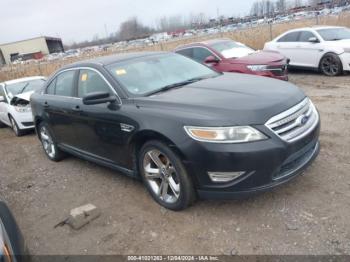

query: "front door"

left=70, top=69, right=133, bottom=168
left=293, top=31, right=323, bottom=68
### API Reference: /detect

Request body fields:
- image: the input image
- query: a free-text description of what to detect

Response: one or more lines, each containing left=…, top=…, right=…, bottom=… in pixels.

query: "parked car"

left=31, top=52, right=320, bottom=210
left=0, top=201, right=27, bottom=261
left=174, top=39, right=289, bottom=81
left=264, top=26, right=350, bottom=76
left=0, top=76, right=46, bottom=136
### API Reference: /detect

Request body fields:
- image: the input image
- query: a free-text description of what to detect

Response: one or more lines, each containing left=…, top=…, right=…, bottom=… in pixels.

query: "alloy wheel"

left=143, top=149, right=180, bottom=204
left=10, top=118, right=18, bottom=135
left=321, top=56, right=340, bottom=76
left=40, top=126, right=56, bottom=158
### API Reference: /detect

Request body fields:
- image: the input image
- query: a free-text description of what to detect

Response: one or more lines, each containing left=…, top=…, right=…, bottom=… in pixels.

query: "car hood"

left=325, top=39, right=350, bottom=48
left=12, top=91, right=34, bottom=102
left=227, top=50, right=286, bottom=65
left=10, top=91, right=34, bottom=106
left=134, top=73, right=305, bottom=125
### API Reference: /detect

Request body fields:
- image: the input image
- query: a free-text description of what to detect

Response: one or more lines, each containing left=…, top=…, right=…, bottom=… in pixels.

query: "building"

left=0, top=36, right=64, bottom=65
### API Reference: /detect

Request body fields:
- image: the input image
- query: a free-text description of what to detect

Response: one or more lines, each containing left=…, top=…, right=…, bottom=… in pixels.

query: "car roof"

left=68, top=51, right=168, bottom=67
left=175, top=38, right=232, bottom=49
left=286, top=26, right=344, bottom=33
left=1, top=76, right=45, bottom=86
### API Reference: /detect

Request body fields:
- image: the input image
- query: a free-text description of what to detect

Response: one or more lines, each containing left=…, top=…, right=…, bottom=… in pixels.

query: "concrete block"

left=67, top=204, right=101, bottom=230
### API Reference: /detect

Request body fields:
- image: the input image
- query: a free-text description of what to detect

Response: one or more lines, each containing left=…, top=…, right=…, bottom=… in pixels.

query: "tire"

left=319, top=53, right=343, bottom=76
left=9, top=116, right=25, bottom=137
left=38, top=122, right=65, bottom=161
left=138, top=140, right=196, bottom=210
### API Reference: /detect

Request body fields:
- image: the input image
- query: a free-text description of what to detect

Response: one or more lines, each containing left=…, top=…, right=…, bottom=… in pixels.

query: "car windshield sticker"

left=81, top=73, right=88, bottom=81
left=116, top=69, right=127, bottom=76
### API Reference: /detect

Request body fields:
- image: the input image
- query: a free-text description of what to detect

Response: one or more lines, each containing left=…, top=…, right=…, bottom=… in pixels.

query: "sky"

left=0, top=0, right=257, bottom=45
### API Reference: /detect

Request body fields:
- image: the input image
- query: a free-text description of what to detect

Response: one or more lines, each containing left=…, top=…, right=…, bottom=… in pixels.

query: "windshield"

left=5, top=79, right=45, bottom=98
left=317, top=28, right=350, bottom=41
left=106, top=53, right=219, bottom=96
left=210, top=40, right=255, bottom=59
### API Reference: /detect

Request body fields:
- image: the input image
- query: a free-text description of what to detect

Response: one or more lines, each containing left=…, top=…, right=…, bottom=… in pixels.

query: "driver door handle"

left=43, top=101, right=49, bottom=108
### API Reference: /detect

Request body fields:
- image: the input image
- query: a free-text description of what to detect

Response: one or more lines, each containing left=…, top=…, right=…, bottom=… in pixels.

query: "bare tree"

left=276, top=0, right=288, bottom=13
left=118, top=17, right=153, bottom=41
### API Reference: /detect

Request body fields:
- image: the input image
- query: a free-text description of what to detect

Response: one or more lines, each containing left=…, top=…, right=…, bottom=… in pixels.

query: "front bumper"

left=13, top=112, right=34, bottom=130
left=180, top=121, right=320, bottom=199
left=339, top=52, right=350, bottom=71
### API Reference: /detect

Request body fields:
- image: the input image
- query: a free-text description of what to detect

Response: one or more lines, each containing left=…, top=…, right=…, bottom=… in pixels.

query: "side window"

left=55, top=71, right=76, bottom=97
left=176, top=48, right=193, bottom=58
left=0, top=86, right=5, bottom=97
left=46, top=78, right=56, bottom=95
left=277, top=32, right=300, bottom=42
left=0, top=86, right=7, bottom=103
left=77, top=69, right=111, bottom=98
left=299, top=31, right=317, bottom=42
left=192, top=47, right=214, bottom=63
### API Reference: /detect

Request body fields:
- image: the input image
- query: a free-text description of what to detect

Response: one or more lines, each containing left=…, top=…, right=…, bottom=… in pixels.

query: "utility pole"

left=104, top=24, right=109, bottom=39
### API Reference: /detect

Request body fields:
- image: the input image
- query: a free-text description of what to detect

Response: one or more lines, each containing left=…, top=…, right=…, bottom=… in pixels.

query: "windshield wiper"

left=18, top=83, right=30, bottom=94
left=329, top=38, right=342, bottom=41
left=148, top=77, right=208, bottom=95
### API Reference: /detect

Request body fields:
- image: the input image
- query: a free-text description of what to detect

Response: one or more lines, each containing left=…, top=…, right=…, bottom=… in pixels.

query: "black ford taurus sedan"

left=30, top=52, right=320, bottom=210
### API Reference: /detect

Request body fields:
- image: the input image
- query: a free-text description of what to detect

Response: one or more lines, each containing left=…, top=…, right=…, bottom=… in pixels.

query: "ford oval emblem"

left=301, top=116, right=309, bottom=125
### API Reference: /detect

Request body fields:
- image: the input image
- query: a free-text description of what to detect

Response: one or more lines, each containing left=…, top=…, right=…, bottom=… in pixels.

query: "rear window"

left=192, top=47, right=213, bottom=63
left=176, top=48, right=193, bottom=58
left=278, top=32, right=300, bottom=42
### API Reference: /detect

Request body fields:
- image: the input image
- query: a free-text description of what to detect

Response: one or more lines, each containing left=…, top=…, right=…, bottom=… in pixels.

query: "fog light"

left=208, top=171, right=246, bottom=183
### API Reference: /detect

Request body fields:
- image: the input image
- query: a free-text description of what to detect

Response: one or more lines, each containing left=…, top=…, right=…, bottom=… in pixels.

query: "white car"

left=0, top=76, right=46, bottom=136
left=264, top=26, right=350, bottom=76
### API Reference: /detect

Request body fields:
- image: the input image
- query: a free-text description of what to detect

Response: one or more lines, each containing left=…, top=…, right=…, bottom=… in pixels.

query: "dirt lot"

left=0, top=72, right=350, bottom=255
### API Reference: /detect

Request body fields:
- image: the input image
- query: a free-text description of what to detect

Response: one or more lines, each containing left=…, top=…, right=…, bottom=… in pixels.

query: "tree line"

left=67, top=0, right=345, bottom=49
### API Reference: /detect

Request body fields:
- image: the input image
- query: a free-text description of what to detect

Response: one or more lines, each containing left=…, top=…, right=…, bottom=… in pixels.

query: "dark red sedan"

left=174, top=39, right=289, bottom=81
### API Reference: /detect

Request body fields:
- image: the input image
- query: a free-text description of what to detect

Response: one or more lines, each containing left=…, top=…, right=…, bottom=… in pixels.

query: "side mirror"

left=308, top=37, right=319, bottom=43
left=83, top=92, right=118, bottom=105
left=0, top=95, right=5, bottom=102
left=204, top=55, right=219, bottom=64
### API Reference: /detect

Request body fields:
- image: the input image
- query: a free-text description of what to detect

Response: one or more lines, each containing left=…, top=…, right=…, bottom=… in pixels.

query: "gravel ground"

left=0, top=72, right=349, bottom=255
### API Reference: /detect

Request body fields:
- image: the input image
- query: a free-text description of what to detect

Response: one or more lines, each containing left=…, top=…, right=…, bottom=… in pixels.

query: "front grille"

left=265, top=98, right=319, bottom=143
left=267, top=65, right=287, bottom=76
left=273, top=142, right=319, bottom=180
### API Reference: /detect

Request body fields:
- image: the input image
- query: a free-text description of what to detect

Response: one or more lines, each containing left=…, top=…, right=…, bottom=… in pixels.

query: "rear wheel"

left=138, top=140, right=196, bottom=210
left=319, top=53, right=343, bottom=76
left=38, top=122, right=65, bottom=161
left=9, top=116, right=25, bottom=137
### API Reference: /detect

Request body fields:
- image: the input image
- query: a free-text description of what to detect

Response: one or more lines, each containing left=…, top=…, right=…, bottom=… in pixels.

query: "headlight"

left=14, top=106, right=31, bottom=113
left=184, top=126, right=267, bottom=143
left=343, top=48, right=350, bottom=53
left=247, top=65, right=268, bottom=71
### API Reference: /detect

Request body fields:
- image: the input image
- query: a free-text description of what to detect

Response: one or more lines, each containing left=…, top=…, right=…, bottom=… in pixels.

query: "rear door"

left=43, top=70, right=79, bottom=146
left=274, top=31, right=301, bottom=66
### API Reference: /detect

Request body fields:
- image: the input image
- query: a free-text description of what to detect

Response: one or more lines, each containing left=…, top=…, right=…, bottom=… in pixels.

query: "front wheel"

left=9, top=116, right=25, bottom=136
left=138, top=140, right=196, bottom=210
left=319, top=53, right=343, bottom=76
left=38, top=122, right=65, bottom=161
